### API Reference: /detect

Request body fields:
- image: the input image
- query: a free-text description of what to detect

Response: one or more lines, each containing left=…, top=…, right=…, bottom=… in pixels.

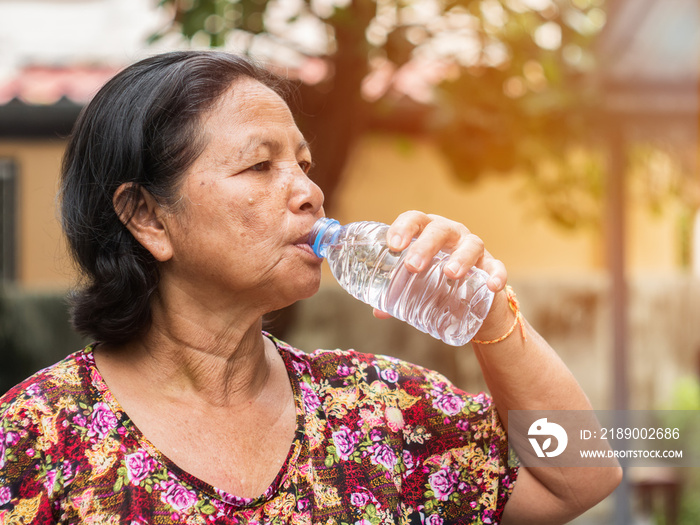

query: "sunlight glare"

left=533, top=21, right=562, bottom=50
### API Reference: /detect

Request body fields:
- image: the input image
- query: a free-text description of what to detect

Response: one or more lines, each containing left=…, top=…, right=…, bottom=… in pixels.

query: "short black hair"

left=59, top=50, right=288, bottom=345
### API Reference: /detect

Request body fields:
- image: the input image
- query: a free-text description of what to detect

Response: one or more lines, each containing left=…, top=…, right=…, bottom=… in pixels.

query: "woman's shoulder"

left=271, top=334, right=492, bottom=407
left=0, top=346, right=94, bottom=419
left=274, top=335, right=426, bottom=378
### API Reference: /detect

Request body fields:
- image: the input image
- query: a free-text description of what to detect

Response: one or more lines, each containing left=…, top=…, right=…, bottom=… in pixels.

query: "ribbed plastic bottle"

left=308, top=218, right=494, bottom=346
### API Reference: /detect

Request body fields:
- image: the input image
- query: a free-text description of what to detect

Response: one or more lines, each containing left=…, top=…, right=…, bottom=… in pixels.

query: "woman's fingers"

left=480, top=250, right=508, bottom=292
left=388, top=212, right=468, bottom=270
left=386, top=210, right=431, bottom=252
left=372, top=308, right=393, bottom=319
left=386, top=211, right=507, bottom=290
left=406, top=218, right=469, bottom=272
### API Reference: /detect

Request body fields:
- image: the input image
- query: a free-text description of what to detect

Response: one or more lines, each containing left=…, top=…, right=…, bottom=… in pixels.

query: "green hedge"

left=0, top=287, right=86, bottom=396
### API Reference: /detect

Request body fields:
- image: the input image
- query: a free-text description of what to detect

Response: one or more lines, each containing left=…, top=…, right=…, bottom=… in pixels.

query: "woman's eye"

left=249, top=161, right=271, bottom=172
left=299, top=160, right=313, bottom=174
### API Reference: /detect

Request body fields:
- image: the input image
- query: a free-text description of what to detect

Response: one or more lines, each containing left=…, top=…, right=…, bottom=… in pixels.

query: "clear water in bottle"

left=308, top=218, right=494, bottom=346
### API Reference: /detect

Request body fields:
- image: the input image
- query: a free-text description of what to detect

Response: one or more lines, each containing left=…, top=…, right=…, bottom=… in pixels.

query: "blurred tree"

left=154, top=0, right=608, bottom=221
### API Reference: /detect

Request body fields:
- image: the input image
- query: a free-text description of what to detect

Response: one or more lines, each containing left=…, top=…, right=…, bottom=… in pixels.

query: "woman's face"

left=160, top=77, right=325, bottom=313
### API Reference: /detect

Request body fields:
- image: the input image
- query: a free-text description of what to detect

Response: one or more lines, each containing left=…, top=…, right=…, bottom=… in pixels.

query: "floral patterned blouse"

left=0, top=334, right=518, bottom=524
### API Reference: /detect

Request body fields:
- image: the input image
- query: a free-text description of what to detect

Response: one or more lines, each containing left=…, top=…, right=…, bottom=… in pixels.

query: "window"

left=0, top=159, right=17, bottom=282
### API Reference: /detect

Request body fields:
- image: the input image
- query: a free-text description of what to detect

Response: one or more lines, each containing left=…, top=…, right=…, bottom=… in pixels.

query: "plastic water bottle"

left=308, top=218, right=494, bottom=346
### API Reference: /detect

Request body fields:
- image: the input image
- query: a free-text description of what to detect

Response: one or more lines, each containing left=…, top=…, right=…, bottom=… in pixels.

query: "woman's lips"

left=294, top=232, right=312, bottom=246
left=294, top=234, right=321, bottom=259
left=296, top=243, right=318, bottom=256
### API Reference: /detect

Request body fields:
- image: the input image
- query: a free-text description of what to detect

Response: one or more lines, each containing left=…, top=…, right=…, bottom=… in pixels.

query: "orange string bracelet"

left=472, top=285, right=527, bottom=345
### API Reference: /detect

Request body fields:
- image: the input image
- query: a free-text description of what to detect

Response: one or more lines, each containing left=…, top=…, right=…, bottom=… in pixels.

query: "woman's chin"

left=296, top=277, right=322, bottom=302
left=268, top=276, right=322, bottom=313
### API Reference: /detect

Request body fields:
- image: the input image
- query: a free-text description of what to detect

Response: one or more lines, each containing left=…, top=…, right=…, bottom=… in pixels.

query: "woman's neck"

left=96, top=295, right=275, bottom=409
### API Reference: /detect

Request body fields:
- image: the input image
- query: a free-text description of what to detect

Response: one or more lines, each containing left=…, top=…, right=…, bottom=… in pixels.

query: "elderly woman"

left=0, top=51, right=619, bottom=524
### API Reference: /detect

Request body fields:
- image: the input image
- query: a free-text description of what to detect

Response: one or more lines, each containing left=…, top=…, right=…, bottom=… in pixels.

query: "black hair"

left=59, top=50, right=287, bottom=345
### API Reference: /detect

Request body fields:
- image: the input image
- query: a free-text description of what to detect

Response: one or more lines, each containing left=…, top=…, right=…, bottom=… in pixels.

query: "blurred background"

left=0, top=0, right=697, bottom=522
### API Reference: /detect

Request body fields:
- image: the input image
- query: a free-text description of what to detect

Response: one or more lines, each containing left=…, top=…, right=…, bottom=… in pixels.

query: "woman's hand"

left=373, top=211, right=506, bottom=319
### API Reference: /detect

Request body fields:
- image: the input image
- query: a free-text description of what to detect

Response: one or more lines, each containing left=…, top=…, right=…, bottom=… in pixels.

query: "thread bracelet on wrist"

left=472, top=285, right=527, bottom=345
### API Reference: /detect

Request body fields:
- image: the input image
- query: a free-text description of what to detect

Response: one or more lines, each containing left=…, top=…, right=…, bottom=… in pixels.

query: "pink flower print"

left=332, top=426, right=359, bottom=461
left=369, top=443, right=397, bottom=471
left=428, top=468, right=459, bottom=501
left=473, top=392, right=487, bottom=405
left=87, top=402, right=118, bottom=439
left=432, top=394, right=465, bottom=417
left=359, top=408, right=383, bottom=428
left=43, top=469, right=58, bottom=496
left=4, top=431, right=18, bottom=446
left=0, top=430, right=18, bottom=469
left=385, top=406, right=404, bottom=432
left=425, top=514, right=444, bottom=525
left=73, top=413, right=87, bottom=427
left=215, top=488, right=253, bottom=506
left=62, top=460, right=76, bottom=484
left=0, top=486, right=11, bottom=505
left=25, top=384, right=40, bottom=397
left=293, top=360, right=308, bottom=376
left=125, top=450, right=157, bottom=485
left=379, top=368, right=400, bottom=383
left=337, top=364, right=352, bottom=377
left=300, top=382, right=321, bottom=413
left=402, top=450, right=416, bottom=473
left=456, top=419, right=469, bottom=432
left=162, top=480, right=198, bottom=512
left=350, top=492, right=370, bottom=508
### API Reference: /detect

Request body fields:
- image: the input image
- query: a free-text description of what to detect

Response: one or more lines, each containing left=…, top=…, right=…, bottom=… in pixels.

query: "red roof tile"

left=0, top=65, right=122, bottom=106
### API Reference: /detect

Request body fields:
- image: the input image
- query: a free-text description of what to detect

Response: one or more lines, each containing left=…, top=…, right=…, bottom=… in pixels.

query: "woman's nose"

left=292, top=171, right=324, bottom=214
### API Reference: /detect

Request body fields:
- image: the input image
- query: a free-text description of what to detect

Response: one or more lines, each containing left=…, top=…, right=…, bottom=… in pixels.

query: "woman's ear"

left=113, top=183, right=173, bottom=262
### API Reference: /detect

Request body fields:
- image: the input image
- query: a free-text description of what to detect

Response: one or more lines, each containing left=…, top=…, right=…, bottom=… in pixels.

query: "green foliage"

left=155, top=0, right=269, bottom=46
left=668, top=377, right=700, bottom=411
left=0, top=291, right=34, bottom=395
left=659, top=377, right=700, bottom=525
left=0, top=288, right=86, bottom=396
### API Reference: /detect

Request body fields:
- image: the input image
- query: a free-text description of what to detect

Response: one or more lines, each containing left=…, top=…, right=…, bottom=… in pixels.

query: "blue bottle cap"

left=310, top=217, right=340, bottom=258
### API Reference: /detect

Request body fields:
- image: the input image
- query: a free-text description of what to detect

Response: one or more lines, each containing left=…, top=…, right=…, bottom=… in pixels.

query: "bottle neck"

left=309, top=217, right=341, bottom=258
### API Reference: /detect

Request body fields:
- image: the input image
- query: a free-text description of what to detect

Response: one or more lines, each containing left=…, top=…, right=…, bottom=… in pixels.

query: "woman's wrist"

left=472, top=286, right=526, bottom=346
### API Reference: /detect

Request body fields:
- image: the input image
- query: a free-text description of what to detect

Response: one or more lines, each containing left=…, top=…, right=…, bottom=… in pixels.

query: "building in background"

left=0, top=0, right=163, bottom=288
